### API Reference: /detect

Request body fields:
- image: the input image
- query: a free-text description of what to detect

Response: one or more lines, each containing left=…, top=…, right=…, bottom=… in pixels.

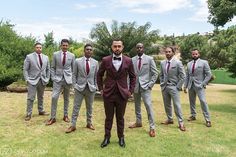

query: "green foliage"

left=89, top=20, right=160, bottom=61
left=211, top=69, right=236, bottom=84
left=178, top=33, right=209, bottom=64
left=0, top=21, right=35, bottom=87
left=208, top=0, right=236, bottom=27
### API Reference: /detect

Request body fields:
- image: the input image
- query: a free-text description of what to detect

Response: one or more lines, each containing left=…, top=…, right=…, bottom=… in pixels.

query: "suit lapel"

left=33, top=52, right=41, bottom=69
left=140, top=54, right=147, bottom=72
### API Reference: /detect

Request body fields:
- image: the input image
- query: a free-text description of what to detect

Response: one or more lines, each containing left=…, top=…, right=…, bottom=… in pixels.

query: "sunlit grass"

left=0, top=84, right=235, bottom=157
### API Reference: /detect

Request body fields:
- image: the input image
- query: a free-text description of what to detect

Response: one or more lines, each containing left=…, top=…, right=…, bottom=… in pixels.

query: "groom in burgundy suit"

left=97, top=39, right=136, bottom=148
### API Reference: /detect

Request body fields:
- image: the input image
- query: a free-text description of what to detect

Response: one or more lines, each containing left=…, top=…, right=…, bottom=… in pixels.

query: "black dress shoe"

left=100, top=138, right=110, bottom=148
left=119, top=137, right=125, bottom=148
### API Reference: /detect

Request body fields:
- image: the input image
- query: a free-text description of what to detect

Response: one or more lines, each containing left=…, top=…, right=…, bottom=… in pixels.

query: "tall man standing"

left=129, top=43, right=158, bottom=137
left=184, top=49, right=212, bottom=127
left=160, top=46, right=186, bottom=131
left=23, top=42, right=50, bottom=121
left=97, top=39, right=136, bottom=148
left=65, top=44, right=99, bottom=133
left=46, top=39, right=75, bottom=125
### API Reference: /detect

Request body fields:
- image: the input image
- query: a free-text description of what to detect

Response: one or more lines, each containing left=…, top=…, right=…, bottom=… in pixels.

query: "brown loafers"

left=161, top=120, right=174, bottom=125
left=86, top=124, right=95, bottom=130
left=65, top=126, right=76, bottom=133
left=63, top=116, right=70, bottom=123
left=128, top=123, right=142, bottom=128
left=46, top=118, right=56, bottom=125
left=149, top=129, right=156, bottom=137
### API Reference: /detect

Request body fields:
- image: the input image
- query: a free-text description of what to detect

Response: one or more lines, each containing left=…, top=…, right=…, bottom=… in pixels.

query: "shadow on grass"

left=210, top=103, right=236, bottom=114
left=219, top=89, right=236, bottom=94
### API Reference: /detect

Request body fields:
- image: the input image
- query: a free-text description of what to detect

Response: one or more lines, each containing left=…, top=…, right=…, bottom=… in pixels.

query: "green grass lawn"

left=0, top=84, right=236, bottom=157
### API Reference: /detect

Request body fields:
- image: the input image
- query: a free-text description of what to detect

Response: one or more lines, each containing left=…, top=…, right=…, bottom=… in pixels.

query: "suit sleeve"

left=72, top=60, right=78, bottom=86
left=71, top=54, right=75, bottom=72
left=128, top=60, right=136, bottom=94
left=50, top=53, right=56, bottom=80
left=202, top=61, right=212, bottom=86
left=159, top=63, right=164, bottom=85
left=94, top=61, right=99, bottom=91
left=148, top=57, right=158, bottom=89
left=184, top=64, right=189, bottom=88
left=97, top=59, right=106, bottom=91
left=177, top=61, right=186, bottom=90
left=46, top=56, right=50, bottom=83
left=23, top=55, right=30, bottom=82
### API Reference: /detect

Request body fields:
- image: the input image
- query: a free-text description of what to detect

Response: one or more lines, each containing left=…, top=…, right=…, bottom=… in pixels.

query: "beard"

left=113, top=51, right=122, bottom=56
left=192, top=57, right=199, bottom=60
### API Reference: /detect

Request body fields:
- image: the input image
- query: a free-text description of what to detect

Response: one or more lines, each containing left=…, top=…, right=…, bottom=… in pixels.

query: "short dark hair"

left=166, top=46, right=175, bottom=53
left=192, top=48, right=199, bottom=52
left=112, top=38, right=123, bottom=44
left=84, top=43, right=93, bottom=49
left=61, top=39, right=69, bottom=45
left=34, top=42, right=42, bottom=47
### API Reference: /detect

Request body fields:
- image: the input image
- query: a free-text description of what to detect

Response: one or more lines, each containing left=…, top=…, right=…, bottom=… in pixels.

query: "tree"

left=178, top=33, right=209, bottom=64
left=0, top=21, right=35, bottom=87
left=89, top=20, right=160, bottom=61
left=208, top=0, right=236, bottom=27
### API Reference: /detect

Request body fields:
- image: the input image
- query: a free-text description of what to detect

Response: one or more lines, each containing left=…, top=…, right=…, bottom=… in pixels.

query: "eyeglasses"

left=165, top=51, right=171, bottom=53
left=136, top=47, right=143, bottom=49
left=86, top=49, right=92, bottom=51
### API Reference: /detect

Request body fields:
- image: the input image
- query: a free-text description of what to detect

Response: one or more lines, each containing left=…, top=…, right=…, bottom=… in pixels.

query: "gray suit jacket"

left=132, top=54, right=158, bottom=93
left=160, top=58, right=186, bottom=91
left=23, top=52, right=50, bottom=85
left=50, top=51, right=75, bottom=84
left=72, top=57, right=99, bottom=92
left=184, top=59, right=212, bottom=89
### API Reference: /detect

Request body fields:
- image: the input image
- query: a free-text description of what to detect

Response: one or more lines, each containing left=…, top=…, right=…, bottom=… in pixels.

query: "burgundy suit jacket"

left=97, top=55, right=136, bottom=100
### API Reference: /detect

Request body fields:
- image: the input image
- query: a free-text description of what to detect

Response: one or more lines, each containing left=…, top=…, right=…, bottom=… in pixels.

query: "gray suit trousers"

left=134, top=87, right=155, bottom=129
left=50, top=79, right=71, bottom=119
left=26, top=80, right=45, bottom=116
left=71, top=86, right=95, bottom=127
left=188, top=84, right=210, bottom=121
left=162, top=86, right=184, bottom=124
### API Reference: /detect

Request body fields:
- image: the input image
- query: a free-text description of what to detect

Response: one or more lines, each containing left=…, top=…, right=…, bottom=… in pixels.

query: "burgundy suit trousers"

left=103, top=87, right=127, bottom=138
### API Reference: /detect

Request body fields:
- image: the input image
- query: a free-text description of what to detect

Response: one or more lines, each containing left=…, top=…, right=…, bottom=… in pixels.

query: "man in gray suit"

left=65, top=44, right=99, bottom=133
left=129, top=43, right=158, bottom=137
left=46, top=39, right=75, bottom=125
left=160, top=46, right=186, bottom=131
left=184, top=49, right=212, bottom=127
left=23, top=42, right=50, bottom=121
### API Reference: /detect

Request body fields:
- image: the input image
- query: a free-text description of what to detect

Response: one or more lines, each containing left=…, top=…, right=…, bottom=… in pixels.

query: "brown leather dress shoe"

left=25, top=115, right=31, bottom=121
left=39, top=111, right=49, bottom=116
left=161, top=120, right=174, bottom=125
left=149, top=129, right=156, bottom=137
left=63, top=116, right=70, bottom=122
left=206, top=121, right=212, bottom=127
left=46, top=118, right=56, bottom=125
left=179, top=124, right=186, bottom=131
left=128, top=123, right=142, bottom=128
left=65, top=126, right=76, bottom=133
left=86, top=124, right=95, bottom=130
left=187, top=116, right=196, bottom=121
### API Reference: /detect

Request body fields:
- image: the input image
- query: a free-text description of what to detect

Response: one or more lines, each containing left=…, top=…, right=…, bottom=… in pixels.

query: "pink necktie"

left=86, top=59, right=90, bottom=75
left=38, top=54, right=42, bottom=68
left=62, top=52, right=66, bottom=66
left=192, top=60, right=196, bottom=74
left=138, top=57, right=141, bottom=70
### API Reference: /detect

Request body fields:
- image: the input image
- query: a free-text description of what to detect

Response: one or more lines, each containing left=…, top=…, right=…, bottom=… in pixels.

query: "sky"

left=1, top=0, right=236, bottom=42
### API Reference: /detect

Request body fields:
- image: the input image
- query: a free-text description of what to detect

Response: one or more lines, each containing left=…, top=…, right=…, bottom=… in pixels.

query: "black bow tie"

left=113, top=57, right=121, bottom=61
